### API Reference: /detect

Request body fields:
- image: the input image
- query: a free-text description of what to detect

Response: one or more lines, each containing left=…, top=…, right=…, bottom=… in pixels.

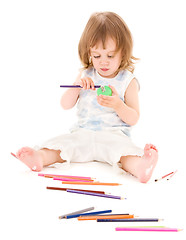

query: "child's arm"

left=60, top=72, right=82, bottom=110
left=97, top=78, right=140, bottom=126
left=60, top=72, right=96, bottom=110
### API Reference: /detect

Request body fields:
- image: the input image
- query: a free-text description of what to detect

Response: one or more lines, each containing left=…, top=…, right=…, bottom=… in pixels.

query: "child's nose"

left=100, top=57, right=109, bottom=65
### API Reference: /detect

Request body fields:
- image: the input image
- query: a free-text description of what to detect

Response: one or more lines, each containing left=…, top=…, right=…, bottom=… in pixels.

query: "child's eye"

left=93, top=55, right=100, bottom=59
left=108, top=55, right=114, bottom=58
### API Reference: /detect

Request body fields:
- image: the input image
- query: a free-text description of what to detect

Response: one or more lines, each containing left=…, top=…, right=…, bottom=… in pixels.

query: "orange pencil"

left=78, top=214, right=134, bottom=221
left=61, top=181, right=121, bottom=186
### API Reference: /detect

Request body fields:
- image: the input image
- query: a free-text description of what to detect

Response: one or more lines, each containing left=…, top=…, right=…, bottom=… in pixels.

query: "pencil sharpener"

left=97, top=86, right=112, bottom=96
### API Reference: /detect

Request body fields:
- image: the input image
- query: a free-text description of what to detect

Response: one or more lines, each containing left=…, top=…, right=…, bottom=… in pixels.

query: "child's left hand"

left=96, top=85, right=123, bottom=110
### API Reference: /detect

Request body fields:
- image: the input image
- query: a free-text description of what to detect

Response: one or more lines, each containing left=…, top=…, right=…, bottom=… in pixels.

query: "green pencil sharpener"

left=97, top=86, right=112, bottom=96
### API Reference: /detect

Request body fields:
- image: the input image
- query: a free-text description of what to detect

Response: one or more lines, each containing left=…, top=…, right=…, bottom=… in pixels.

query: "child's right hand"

left=74, top=77, right=96, bottom=90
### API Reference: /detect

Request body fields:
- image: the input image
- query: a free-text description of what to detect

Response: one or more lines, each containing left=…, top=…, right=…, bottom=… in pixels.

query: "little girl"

left=16, top=12, right=158, bottom=183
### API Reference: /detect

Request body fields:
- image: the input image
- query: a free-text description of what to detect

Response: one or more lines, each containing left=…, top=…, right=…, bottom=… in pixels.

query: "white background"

left=0, top=0, right=186, bottom=239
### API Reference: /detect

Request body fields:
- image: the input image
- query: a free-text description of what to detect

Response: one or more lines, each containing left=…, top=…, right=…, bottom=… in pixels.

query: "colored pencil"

left=115, top=226, right=166, bottom=228
left=115, top=227, right=183, bottom=232
left=65, top=210, right=112, bottom=219
left=97, top=218, right=162, bottom=222
left=62, top=181, right=121, bottom=186
left=67, top=189, right=124, bottom=200
left=167, top=170, right=178, bottom=180
left=53, top=177, right=93, bottom=182
left=78, top=214, right=134, bottom=221
left=59, top=207, right=94, bottom=219
left=11, top=152, right=17, bottom=158
left=155, top=171, right=176, bottom=182
left=38, top=173, right=92, bottom=180
left=96, top=214, right=130, bottom=216
left=46, top=186, right=106, bottom=194
left=60, top=85, right=101, bottom=88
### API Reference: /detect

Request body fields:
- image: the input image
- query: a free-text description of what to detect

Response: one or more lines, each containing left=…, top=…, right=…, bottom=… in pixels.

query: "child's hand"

left=97, top=85, right=123, bottom=110
left=74, top=77, right=95, bottom=90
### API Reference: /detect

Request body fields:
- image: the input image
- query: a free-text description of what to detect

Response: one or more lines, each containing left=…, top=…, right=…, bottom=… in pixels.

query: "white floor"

left=1, top=152, right=185, bottom=240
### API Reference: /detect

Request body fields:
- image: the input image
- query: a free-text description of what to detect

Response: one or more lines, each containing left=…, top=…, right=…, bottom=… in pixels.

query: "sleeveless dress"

left=35, top=68, right=144, bottom=167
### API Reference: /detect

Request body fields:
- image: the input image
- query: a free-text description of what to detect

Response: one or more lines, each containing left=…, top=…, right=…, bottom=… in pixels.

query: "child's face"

left=90, top=38, right=122, bottom=78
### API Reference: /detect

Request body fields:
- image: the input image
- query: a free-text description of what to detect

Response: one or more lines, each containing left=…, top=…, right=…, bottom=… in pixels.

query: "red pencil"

left=11, top=152, right=17, bottom=158
left=167, top=170, right=178, bottom=180
left=155, top=171, right=176, bottom=182
left=46, top=186, right=106, bottom=194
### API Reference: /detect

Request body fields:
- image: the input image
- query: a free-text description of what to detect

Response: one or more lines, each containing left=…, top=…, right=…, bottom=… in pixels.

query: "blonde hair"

left=78, top=12, right=138, bottom=73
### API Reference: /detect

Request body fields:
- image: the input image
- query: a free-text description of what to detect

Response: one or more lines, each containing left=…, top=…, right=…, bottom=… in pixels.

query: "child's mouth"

left=100, top=68, right=109, bottom=72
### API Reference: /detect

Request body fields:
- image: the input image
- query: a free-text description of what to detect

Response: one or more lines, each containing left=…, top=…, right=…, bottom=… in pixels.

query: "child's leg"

left=120, top=144, right=158, bottom=183
left=16, top=147, right=64, bottom=172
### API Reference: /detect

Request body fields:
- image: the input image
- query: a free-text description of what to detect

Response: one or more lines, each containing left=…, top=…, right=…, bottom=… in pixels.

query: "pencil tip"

left=158, top=219, right=164, bottom=221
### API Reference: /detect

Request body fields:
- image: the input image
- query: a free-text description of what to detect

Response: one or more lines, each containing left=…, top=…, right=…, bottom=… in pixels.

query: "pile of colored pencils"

left=38, top=173, right=121, bottom=186
left=38, top=173, right=183, bottom=233
left=39, top=173, right=123, bottom=200
left=57, top=206, right=182, bottom=232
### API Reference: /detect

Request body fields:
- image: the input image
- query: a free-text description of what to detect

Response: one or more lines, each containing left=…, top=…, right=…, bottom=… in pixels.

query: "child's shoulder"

left=82, top=67, right=95, bottom=77
left=117, top=69, right=135, bottom=81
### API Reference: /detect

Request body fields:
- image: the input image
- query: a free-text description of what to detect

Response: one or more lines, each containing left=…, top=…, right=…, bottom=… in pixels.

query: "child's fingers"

left=81, top=78, right=87, bottom=89
left=90, top=80, right=95, bottom=90
left=97, top=95, right=111, bottom=106
left=86, top=78, right=91, bottom=89
left=81, top=77, right=95, bottom=90
left=108, top=85, right=118, bottom=95
left=86, top=77, right=95, bottom=89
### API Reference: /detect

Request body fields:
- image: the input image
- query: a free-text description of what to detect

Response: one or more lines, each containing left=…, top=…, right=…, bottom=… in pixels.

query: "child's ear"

left=89, top=56, right=92, bottom=64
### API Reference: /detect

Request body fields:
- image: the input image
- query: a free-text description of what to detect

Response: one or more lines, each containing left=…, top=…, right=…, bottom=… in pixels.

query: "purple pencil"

left=67, top=189, right=125, bottom=200
left=60, top=85, right=101, bottom=88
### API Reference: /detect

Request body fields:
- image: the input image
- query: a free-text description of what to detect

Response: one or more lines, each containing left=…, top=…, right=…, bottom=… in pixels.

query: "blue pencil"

left=67, top=189, right=124, bottom=200
left=97, top=218, right=161, bottom=222
left=66, top=210, right=112, bottom=219
left=60, top=85, right=101, bottom=88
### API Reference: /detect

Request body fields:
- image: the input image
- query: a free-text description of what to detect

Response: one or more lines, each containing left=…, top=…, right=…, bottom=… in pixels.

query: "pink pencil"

left=53, top=177, right=93, bottom=182
left=115, top=227, right=182, bottom=232
left=38, top=173, right=92, bottom=180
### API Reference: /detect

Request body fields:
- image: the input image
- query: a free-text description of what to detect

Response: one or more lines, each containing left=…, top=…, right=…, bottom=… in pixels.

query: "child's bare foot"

left=16, top=147, right=43, bottom=172
left=137, top=144, right=158, bottom=183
